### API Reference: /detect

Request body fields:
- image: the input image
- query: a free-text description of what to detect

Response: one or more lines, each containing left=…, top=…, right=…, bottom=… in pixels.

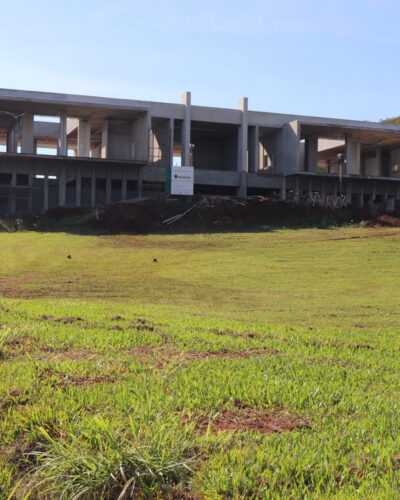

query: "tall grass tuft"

left=17, top=417, right=197, bottom=499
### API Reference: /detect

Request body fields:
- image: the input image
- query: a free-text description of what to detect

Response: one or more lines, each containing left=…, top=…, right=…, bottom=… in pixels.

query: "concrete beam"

left=181, top=91, right=191, bottom=166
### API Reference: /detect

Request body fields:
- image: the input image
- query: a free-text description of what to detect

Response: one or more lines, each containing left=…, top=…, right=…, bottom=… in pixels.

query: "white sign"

left=171, top=166, right=194, bottom=195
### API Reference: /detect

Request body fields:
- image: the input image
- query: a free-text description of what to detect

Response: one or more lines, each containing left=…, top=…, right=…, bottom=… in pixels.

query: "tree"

left=381, top=116, right=400, bottom=125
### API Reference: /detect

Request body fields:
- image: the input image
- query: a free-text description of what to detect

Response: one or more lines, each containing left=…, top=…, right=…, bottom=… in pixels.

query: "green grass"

left=0, top=227, right=400, bottom=498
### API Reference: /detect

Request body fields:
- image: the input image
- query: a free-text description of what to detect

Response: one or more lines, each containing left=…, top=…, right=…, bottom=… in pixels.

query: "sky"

left=0, top=0, right=399, bottom=122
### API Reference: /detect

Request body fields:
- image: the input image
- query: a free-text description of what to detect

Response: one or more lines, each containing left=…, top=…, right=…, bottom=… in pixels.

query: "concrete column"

left=276, top=121, right=301, bottom=174
left=28, top=173, right=33, bottom=212
left=106, top=169, right=111, bottom=204
left=321, top=179, right=326, bottom=198
left=305, top=136, right=318, bottom=172
left=237, top=97, right=248, bottom=197
left=396, top=182, right=400, bottom=201
left=345, top=134, right=361, bottom=175
left=295, top=176, right=300, bottom=201
left=248, top=125, right=259, bottom=174
left=346, top=181, right=352, bottom=205
left=101, top=120, right=108, bottom=159
left=359, top=184, right=364, bottom=209
left=372, top=181, right=376, bottom=202
left=308, top=177, right=313, bottom=196
left=7, top=126, right=18, bottom=153
left=280, top=176, right=287, bottom=200
left=90, top=167, right=96, bottom=207
left=10, top=166, right=17, bottom=214
left=58, top=114, right=68, bottom=156
left=137, top=167, right=143, bottom=198
left=43, top=176, right=49, bottom=211
left=21, top=114, right=34, bottom=154
left=75, top=167, right=81, bottom=207
left=121, top=168, right=127, bottom=200
left=58, top=165, right=66, bottom=206
left=181, top=91, right=191, bottom=166
left=77, top=119, right=91, bottom=157
left=376, top=149, right=382, bottom=176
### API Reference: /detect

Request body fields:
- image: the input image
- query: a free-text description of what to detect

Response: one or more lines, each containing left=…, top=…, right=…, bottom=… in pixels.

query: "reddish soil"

left=193, top=406, right=310, bottom=434
left=37, top=368, right=114, bottom=387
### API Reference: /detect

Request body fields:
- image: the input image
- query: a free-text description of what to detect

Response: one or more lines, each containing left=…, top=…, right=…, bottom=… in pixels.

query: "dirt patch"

left=37, top=368, right=114, bottom=388
left=0, top=389, right=29, bottom=411
left=38, top=315, right=85, bottom=324
left=192, top=406, right=310, bottom=434
left=208, top=328, right=259, bottom=339
left=184, top=348, right=280, bottom=360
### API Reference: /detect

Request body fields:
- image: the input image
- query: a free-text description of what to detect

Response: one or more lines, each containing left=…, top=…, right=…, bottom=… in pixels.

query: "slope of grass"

left=0, top=227, right=399, bottom=498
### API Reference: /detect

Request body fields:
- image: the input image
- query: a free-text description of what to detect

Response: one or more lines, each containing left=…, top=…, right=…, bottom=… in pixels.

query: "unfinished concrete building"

left=1, top=88, right=400, bottom=215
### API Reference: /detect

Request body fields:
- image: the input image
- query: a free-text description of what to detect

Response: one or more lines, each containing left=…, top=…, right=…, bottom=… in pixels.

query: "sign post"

left=165, top=166, right=194, bottom=195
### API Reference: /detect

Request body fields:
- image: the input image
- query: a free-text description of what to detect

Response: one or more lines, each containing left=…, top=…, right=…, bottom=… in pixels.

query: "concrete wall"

left=390, top=148, right=400, bottom=177
left=108, top=121, right=132, bottom=160
left=132, top=113, right=150, bottom=162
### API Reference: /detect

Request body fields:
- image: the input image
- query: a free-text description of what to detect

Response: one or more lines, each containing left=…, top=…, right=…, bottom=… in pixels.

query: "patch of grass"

left=0, top=227, right=399, bottom=498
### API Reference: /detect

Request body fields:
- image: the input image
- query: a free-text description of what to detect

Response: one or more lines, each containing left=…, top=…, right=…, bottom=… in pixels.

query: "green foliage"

left=380, top=116, right=400, bottom=125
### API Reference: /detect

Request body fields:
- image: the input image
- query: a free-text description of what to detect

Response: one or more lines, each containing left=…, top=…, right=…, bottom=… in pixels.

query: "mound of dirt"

left=192, top=406, right=310, bottom=434
left=360, top=214, right=400, bottom=228
left=89, top=195, right=360, bottom=233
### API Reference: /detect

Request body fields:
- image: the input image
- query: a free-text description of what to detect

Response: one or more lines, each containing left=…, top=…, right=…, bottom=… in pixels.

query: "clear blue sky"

left=1, top=0, right=399, bottom=122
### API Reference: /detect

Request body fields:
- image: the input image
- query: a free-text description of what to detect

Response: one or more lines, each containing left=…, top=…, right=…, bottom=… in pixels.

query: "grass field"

left=0, top=227, right=400, bottom=499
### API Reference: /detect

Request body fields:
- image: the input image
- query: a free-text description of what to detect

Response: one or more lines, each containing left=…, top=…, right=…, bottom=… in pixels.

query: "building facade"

left=1, top=88, right=400, bottom=214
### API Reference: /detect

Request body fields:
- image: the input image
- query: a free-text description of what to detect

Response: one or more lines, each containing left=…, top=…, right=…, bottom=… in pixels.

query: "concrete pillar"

left=372, top=181, right=376, bottom=202
left=321, top=179, right=326, bottom=198
left=106, top=168, right=111, bottom=204
left=77, top=119, right=91, bottom=157
left=101, top=121, right=108, bottom=159
left=359, top=184, right=364, bottom=209
left=151, top=118, right=174, bottom=166
left=396, top=182, right=400, bottom=201
left=43, top=176, right=49, bottom=211
left=308, top=177, right=313, bottom=196
left=58, top=114, right=68, bottom=156
left=10, top=166, right=16, bottom=214
left=137, top=167, right=143, bottom=198
left=7, top=125, right=18, bottom=153
left=305, top=136, right=318, bottom=172
left=121, top=168, right=127, bottom=200
left=345, top=134, right=361, bottom=175
left=248, top=125, right=259, bottom=174
left=237, top=97, right=249, bottom=197
left=132, top=113, right=151, bottom=161
left=280, top=176, right=287, bottom=200
left=28, top=173, right=33, bottom=212
left=181, top=91, right=191, bottom=166
left=21, top=114, right=34, bottom=154
left=295, top=176, right=300, bottom=201
left=376, top=149, right=382, bottom=176
left=346, top=181, right=352, bottom=205
left=90, top=167, right=96, bottom=207
left=75, top=167, right=81, bottom=207
left=58, top=165, right=66, bottom=206
left=276, top=121, right=301, bottom=174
